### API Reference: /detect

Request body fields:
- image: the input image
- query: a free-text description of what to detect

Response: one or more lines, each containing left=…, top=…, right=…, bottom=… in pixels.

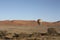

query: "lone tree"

left=47, top=28, right=58, bottom=35
left=37, top=19, right=42, bottom=25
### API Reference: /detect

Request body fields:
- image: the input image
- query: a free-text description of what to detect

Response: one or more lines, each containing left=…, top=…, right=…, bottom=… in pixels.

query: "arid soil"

left=0, top=20, right=60, bottom=40
left=0, top=20, right=60, bottom=33
left=0, top=20, right=60, bottom=27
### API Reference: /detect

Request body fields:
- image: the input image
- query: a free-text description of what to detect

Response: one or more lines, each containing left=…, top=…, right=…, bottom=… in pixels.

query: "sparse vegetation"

left=47, top=28, right=58, bottom=36
left=0, top=29, right=59, bottom=40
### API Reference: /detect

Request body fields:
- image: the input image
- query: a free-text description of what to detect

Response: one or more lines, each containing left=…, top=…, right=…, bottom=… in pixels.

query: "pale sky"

left=0, top=0, right=60, bottom=22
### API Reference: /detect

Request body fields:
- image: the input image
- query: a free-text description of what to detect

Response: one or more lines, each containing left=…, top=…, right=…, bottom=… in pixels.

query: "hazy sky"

left=0, top=0, right=60, bottom=22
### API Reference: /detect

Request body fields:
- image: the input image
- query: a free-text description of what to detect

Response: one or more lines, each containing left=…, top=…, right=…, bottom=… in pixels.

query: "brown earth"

left=0, top=20, right=60, bottom=33
left=0, top=20, right=60, bottom=27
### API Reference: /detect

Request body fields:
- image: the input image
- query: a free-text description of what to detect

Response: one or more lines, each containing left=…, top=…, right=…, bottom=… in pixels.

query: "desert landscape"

left=0, top=19, right=60, bottom=40
left=0, top=0, right=60, bottom=40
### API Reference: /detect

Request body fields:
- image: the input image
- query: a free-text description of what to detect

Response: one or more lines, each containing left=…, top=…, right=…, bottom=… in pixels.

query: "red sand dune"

left=0, top=20, right=60, bottom=27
